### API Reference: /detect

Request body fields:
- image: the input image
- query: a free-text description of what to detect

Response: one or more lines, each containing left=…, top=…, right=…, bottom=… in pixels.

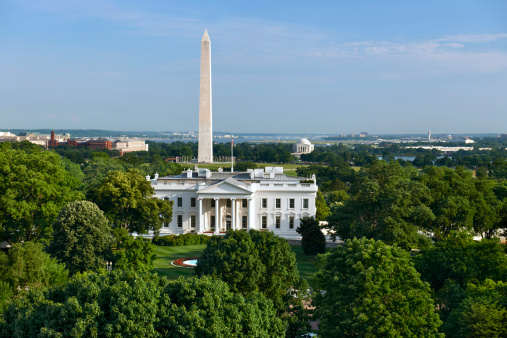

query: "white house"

left=148, top=166, right=317, bottom=239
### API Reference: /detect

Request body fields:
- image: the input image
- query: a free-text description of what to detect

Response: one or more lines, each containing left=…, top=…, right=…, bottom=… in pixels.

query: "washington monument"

left=198, top=30, right=213, bottom=163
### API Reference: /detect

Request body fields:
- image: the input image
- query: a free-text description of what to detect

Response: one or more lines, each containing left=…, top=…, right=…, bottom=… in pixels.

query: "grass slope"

left=153, top=244, right=320, bottom=284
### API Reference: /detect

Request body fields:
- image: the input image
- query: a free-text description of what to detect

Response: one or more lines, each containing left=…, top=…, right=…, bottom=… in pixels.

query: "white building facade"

left=149, top=167, right=317, bottom=239
left=293, top=138, right=314, bottom=156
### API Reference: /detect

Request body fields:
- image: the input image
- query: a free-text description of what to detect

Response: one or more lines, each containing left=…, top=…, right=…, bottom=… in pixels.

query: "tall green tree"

left=91, top=168, right=173, bottom=234
left=327, top=161, right=434, bottom=249
left=0, top=242, right=68, bottom=303
left=296, top=217, right=326, bottom=255
left=47, top=201, right=113, bottom=275
left=0, top=146, right=83, bottom=243
left=441, top=279, right=507, bottom=338
left=0, top=271, right=285, bottom=337
left=315, top=189, right=331, bottom=221
left=314, top=238, right=442, bottom=337
left=195, top=230, right=300, bottom=314
left=414, top=232, right=507, bottom=319
left=114, top=236, right=157, bottom=272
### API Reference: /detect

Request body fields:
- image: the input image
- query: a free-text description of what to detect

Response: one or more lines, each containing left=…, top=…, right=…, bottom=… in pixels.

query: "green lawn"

left=153, top=244, right=320, bottom=284
left=153, top=244, right=206, bottom=280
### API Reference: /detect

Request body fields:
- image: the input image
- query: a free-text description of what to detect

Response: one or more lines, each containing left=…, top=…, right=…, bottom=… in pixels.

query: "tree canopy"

left=327, top=161, right=434, bottom=249
left=91, top=168, right=172, bottom=234
left=0, top=146, right=83, bottom=243
left=195, top=230, right=300, bottom=313
left=115, top=236, right=157, bottom=272
left=0, top=271, right=285, bottom=337
left=296, top=217, right=326, bottom=255
left=47, top=201, right=113, bottom=275
left=314, top=238, right=442, bottom=337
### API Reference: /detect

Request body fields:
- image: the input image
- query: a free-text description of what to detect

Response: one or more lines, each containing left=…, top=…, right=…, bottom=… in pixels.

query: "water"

left=182, top=259, right=198, bottom=266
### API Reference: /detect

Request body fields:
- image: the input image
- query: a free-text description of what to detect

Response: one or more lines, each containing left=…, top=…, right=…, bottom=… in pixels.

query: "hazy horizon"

left=1, top=1, right=506, bottom=134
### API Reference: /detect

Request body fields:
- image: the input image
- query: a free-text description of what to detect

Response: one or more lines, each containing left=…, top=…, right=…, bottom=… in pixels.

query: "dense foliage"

left=48, top=201, right=113, bottom=275
left=0, top=242, right=68, bottom=313
left=441, top=279, right=507, bottom=338
left=195, top=230, right=300, bottom=313
left=90, top=168, right=173, bottom=234
left=114, top=236, right=157, bottom=272
left=414, top=232, right=507, bottom=321
left=296, top=217, right=326, bottom=255
left=0, top=144, right=83, bottom=243
left=0, top=271, right=285, bottom=337
left=327, top=161, right=434, bottom=249
left=153, top=233, right=211, bottom=246
left=314, top=238, right=442, bottom=337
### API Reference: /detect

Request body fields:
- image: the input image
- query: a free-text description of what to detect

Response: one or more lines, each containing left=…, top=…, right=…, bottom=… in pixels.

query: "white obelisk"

left=198, top=30, right=213, bottom=163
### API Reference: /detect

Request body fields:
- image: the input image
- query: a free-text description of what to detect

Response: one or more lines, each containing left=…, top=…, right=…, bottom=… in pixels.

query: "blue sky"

left=1, top=0, right=506, bottom=134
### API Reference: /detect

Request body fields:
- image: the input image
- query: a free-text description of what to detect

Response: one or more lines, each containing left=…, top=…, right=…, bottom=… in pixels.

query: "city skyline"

left=1, top=1, right=506, bottom=134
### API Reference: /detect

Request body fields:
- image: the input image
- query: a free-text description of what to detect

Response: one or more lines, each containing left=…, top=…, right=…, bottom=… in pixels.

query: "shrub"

left=153, top=234, right=211, bottom=246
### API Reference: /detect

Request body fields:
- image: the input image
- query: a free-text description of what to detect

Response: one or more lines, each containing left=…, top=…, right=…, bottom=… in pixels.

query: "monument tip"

left=202, top=29, right=210, bottom=41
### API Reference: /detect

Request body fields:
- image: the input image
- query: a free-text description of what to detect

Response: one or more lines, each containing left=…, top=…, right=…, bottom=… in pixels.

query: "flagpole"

left=231, top=138, right=234, bottom=173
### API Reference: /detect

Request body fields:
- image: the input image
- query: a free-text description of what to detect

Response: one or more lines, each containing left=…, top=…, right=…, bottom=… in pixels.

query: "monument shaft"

left=198, top=30, right=213, bottom=163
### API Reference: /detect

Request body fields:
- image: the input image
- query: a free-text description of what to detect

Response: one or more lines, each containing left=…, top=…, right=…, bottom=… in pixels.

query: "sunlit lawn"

left=153, top=244, right=320, bottom=284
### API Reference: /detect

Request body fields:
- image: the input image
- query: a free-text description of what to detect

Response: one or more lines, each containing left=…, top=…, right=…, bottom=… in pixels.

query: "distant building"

left=293, top=138, right=314, bottom=155
left=359, top=132, right=368, bottom=138
left=113, top=139, right=149, bottom=155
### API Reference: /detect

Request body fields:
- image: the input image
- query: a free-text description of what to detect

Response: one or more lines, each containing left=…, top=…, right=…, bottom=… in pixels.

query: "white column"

left=247, top=197, right=254, bottom=230
left=231, top=198, right=236, bottom=230
left=198, top=198, right=203, bottom=234
left=214, top=198, right=220, bottom=235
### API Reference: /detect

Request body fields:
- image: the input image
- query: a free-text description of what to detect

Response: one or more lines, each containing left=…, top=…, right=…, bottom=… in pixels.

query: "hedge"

left=153, top=234, right=211, bottom=246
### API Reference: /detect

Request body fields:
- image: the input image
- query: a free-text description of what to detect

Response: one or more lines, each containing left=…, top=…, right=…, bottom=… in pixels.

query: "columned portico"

left=198, top=198, right=203, bottom=233
left=231, top=198, right=236, bottom=230
left=214, top=198, right=220, bottom=235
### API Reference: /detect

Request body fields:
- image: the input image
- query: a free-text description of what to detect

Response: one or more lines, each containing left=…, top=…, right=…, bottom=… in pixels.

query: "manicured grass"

left=291, top=245, right=320, bottom=286
left=153, top=244, right=206, bottom=280
left=152, top=243, right=320, bottom=285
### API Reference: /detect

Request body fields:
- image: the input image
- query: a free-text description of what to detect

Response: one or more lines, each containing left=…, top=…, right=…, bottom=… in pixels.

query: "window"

left=190, top=215, right=196, bottom=228
left=303, top=199, right=309, bottom=209
left=262, top=216, right=267, bottom=229
left=289, top=199, right=295, bottom=209
left=289, top=216, right=295, bottom=229
left=211, top=199, right=216, bottom=208
left=275, top=216, right=281, bottom=229
left=242, top=216, right=248, bottom=229
left=177, top=215, right=183, bottom=228
left=164, top=222, right=169, bottom=228
left=242, top=199, right=248, bottom=208
left=226, top=199, right=231, bottom=208
left=164, top=197, right=170, bottom=201
left=210, top=216, right=216, bottom=229
left=262, top=198, right=267, bottom=208
left=191, top=198, right=196, bottom=207
left=275, top=199, right=281, bottom=209
left=177, top=197, right=182, bottom=207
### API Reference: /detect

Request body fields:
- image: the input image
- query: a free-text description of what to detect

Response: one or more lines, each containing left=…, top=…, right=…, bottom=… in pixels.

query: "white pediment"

left=198, top=178, right=252, bottom=196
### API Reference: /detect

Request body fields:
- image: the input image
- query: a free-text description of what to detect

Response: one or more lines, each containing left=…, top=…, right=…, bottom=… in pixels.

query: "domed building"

left=293, top=138, right=314, bottom=155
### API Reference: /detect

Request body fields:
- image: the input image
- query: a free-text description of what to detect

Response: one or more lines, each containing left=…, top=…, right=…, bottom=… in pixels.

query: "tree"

left=314, top=238, right=442, bottom=337
left=115, top=236, right=157, bottom=272
left=441, top=279, right=507, bottom=338
left=195, top=230, right=300, bottom=313
left=0, top=147, right=83, bottom=243
left=0, top=242, right=68, bottom=301
left=296, top=217, right=326, bottom=255
left=91, top=168, right=173, bottom=234
left=327, top=161, right=434, bottom=249
left=0, top=271, right=285, bottom=337
left=47, top=201, right=113, bottom=275
left=315, top=189, right=331, bottom=221
left=414, top=232, right=507, bottom=319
